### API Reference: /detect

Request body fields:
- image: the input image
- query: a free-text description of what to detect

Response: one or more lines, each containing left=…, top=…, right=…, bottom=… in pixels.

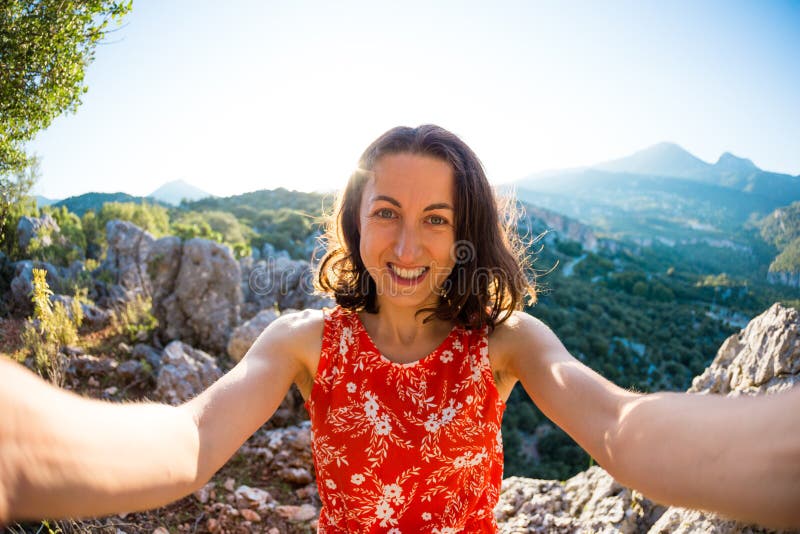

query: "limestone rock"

left=9, top=260, right=62, bottom=314
left=102, top=220, right=155, bottom=294
left=690, top=303, right=800, bottom=396
left=242, top=256, right=332, bottom=312
left=17, top=214, right=60, bottom=252
left=154, top=340, right=222, bottom=405
left=157, top=238, right=241, bottom=354
left=227, top=308, right=279, bottom=361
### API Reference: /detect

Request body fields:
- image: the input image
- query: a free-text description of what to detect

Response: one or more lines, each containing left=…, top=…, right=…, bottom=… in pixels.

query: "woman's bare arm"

left=0, top=309, right=321, bottom=522
left=503, top=311, right=800, bottom=529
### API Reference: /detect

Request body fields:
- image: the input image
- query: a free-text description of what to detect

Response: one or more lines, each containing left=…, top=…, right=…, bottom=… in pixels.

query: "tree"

left=0, top=0, right=131, bottom=176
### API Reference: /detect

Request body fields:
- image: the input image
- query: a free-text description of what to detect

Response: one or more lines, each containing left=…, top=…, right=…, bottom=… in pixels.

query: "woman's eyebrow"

left=371, top=195, right=454, bottom=212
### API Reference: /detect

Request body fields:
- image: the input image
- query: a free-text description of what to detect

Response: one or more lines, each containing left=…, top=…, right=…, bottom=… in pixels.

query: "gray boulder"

left=154, top=340, right=223, bottom=405
left=9, top=260, right=63, bottom=314
left=102, top=220, right=155, bottom=294
left=155, top=238, right=241, bottom=354
left=17, top=214, right=60, bottom=252
left=227, top=308, right=280, bottom=362
left=243, top=256, right=332, bottom=312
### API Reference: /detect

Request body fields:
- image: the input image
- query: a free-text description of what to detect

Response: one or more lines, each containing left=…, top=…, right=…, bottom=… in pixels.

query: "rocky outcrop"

left=767, top=270, right=800, bottom=289
left=103, top=220, right=155, bottom=295
left=154, top=340, right=223, bottom=405
left=690, top=303, right=800, bottom=396
left=227, top=308, right=281, bottom=361
left=17, top=214, right=60, bottom=252
left=495, top=303, right=800, bottom=533
left=241, top=256, right=332, bottom=314
left=8, top=260, right=63, bottom=314
left=152, top=238, right=242, bottom=354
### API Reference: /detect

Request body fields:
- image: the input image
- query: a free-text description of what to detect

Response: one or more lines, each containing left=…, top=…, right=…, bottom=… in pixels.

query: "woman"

left=1, top=125, right=799, bottom=530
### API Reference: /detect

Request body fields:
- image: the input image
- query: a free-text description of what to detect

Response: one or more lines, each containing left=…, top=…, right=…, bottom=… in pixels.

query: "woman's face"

left=358, top=153, right=457, bottom=311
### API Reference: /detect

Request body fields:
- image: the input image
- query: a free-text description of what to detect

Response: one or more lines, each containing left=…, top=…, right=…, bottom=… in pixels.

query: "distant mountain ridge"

left=590, top=142, right=800, bottom=203
left=53, top=192, right=169, bottom=216
left=149, top=179, right=211, bottom=206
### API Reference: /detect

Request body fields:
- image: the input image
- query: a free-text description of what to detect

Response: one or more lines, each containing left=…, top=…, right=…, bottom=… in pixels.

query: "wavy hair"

left=315, top=124, right=536, bottom=331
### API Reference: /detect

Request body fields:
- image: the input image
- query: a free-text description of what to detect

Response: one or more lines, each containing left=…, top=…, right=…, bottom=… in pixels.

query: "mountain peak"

left=715, top=152, right=759, bottom=172
left=149, top=180, right=211, bottom=206
left=594, top=142, right=710, bottom=179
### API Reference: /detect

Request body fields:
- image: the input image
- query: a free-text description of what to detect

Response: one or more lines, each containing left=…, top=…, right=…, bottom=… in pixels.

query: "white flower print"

left=375, top=500, right=396, bottom=526
left=364, top=395, right=379, bottom=419
left=374, top=417, right=392, bottom=436
left=452, top=338, right=463, bottom=351
left=387, top=529, right=402, bottom=534
left=439, top=350, right=453, bottom=363
left=433, top=528, right=457, bottom=534
left=423, top=414, right=440, bottom=433
left=422, top=512, right=432, bottom=521
left=325, top=479, right=337, bottom=490
left=346, top=381, right=357, bottom=393
left=383, top=483, right=403, bottom=503
left=350, top=473, right=365, bottom=485
left=466, top=395, right=474, bottom=406
left=339, top=326, right=354, bottom=356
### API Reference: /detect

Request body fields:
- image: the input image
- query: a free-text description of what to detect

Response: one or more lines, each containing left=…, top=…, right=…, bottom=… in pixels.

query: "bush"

left=112, top=294, right=158, bottom=342
left=20, top=268, right=82, bottom=385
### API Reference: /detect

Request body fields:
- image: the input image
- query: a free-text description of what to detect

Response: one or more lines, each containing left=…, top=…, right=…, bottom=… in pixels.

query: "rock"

left=17, top=214, right=60, bottom=252
left=223, top=477, right=236, bottom=492
left=50, top=294, right=112, bottom=330
left=234, top=485, right=272, bottom=509
left=193, top=482, right=215, bottom=504
left=103, top=220, right=155, bottom=294
left=690, top=303, right=800, bottom=396
left=277, top=466, right=314, bottom=485
left=155, top=238, right=241, bottom=354
left=242, top=256, right=332, bottom=312
left=154, top=341, right=222, bottom=405
left=227, top=308, right=279, bottom=361
left=67, top=354, right=118, bottom=378
left=239, top=508, right=261, bottom=522
left=151, top=527, right=169, bottom=534
left=132, top=343, right=162, bottom=372
left=116, top=359, right=143, bottom=381
left=275, top=504, right=318, bottom=522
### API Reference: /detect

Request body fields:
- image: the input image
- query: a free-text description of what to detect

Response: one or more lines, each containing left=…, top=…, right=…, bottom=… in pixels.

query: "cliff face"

left=494, top=303, right=800, bottom=533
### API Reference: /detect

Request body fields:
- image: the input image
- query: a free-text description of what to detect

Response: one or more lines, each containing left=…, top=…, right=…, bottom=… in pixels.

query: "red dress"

left=305, top=306, right=506, bottom=533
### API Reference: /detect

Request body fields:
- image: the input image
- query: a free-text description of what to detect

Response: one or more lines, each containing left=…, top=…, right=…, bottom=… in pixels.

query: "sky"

left=27, top=0, right=800, bottom=200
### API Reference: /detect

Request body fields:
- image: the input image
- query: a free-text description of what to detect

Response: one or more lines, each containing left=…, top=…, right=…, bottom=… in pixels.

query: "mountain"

left=594, top=142, right=711, bottom=179
left=588, top=142, right=800, bottom=204
left=35, top=195, right=59, bottom=206
left=53, top=192, right=168, bottom=216
left=149, top=180, right=211, bottom=206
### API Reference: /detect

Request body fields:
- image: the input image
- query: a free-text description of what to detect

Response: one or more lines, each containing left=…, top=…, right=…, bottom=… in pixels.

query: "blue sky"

left=27, top=0, right=800, bottom=199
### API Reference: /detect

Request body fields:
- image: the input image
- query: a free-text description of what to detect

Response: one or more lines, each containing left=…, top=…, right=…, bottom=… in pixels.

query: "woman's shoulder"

left=488, top=310, right=551, bottom=363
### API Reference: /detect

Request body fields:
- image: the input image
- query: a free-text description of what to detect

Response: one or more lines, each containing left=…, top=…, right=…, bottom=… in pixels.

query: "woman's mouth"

left=387, top=263, right=429, bottom=285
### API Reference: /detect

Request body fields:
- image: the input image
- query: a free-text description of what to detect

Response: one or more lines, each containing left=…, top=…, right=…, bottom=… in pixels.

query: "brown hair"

left=315, top=124, right=535, bottom=330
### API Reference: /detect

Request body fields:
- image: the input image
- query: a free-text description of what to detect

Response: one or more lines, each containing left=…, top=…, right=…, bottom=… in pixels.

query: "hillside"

left=52, top=192, right=169, bottom=216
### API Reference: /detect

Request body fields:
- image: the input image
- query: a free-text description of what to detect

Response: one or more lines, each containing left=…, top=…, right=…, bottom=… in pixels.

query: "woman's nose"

left=394, top=223, right=422, bottom=262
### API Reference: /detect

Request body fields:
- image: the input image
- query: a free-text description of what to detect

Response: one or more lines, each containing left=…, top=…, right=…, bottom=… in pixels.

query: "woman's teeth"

left=390, top=264, right=427, bottom=279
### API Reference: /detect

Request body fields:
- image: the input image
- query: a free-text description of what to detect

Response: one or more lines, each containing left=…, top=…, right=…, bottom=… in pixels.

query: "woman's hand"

left=499, top=311, right=800, bottom=529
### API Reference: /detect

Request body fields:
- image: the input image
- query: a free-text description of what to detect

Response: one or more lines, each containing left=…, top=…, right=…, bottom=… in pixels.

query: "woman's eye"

left=428, top=215, right=448, bottom=225
left=375, top=208, right=396, bottom=219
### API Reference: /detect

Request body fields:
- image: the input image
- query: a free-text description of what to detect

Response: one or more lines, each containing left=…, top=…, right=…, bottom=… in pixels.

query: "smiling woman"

left=2, top=125, right=800, bottom=531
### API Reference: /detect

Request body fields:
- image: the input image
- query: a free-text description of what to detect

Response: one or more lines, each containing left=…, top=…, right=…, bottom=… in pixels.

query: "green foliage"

left=0, top=159, right=39, bottom=258
left=24, top=204, right=87, bottom=265
left=770, top=237, right=800, bottom=274
left=0, top=0, right=131, bottom=176
left=171, top=210, right=253, bottom=258
left=112, top=294, right=158, bottom=342
left=82, top=201, right=170, bottom=254
left=21, top=268, right=82, bottom=385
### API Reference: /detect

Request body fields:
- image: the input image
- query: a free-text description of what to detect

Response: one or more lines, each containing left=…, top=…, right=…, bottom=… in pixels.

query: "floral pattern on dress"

left=305, top=306, right=505, bottom=533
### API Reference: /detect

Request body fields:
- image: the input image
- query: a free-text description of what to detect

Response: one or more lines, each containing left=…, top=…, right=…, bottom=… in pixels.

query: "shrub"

left=20, top=268, right=82, bottom=386
left=112, top=293, right=158, bottom=342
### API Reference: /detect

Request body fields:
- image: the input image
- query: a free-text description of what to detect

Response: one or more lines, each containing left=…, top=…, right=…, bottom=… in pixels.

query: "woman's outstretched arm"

left=501, top=311, right=800, bottom=529
left=0, top=310, right=320, bottom=523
